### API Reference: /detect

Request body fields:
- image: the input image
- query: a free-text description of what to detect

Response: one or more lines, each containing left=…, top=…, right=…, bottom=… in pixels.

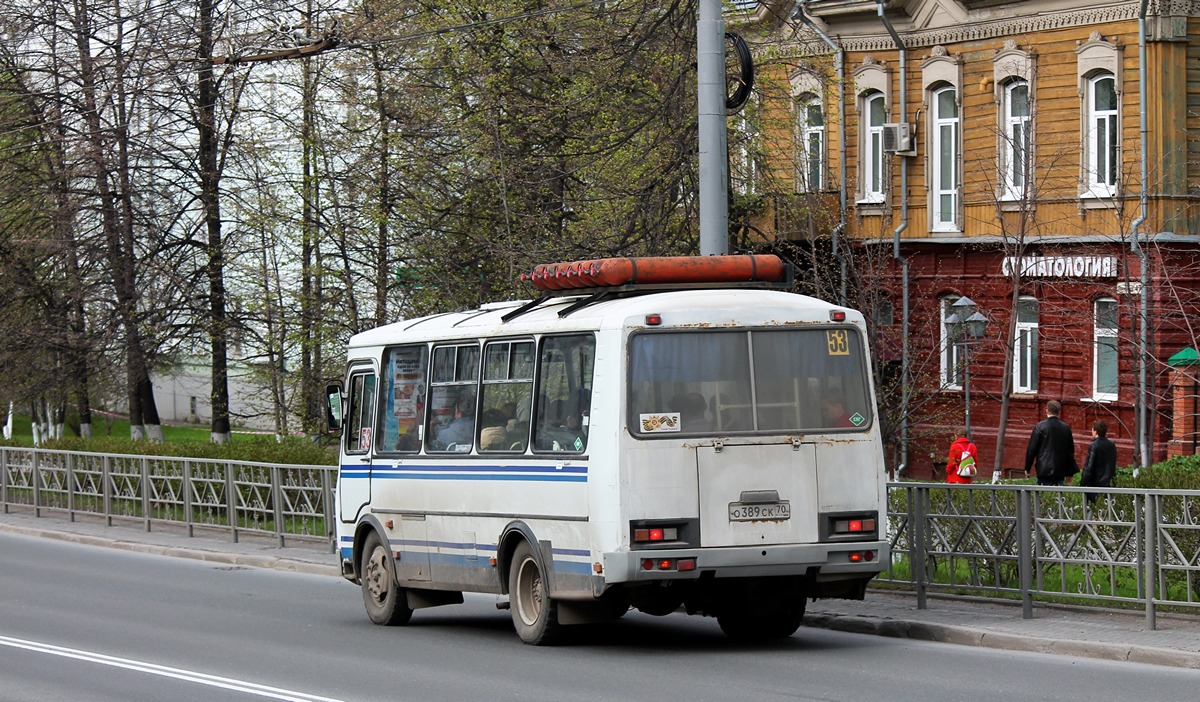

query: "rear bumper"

left=601, top=540, right=888, bottom=583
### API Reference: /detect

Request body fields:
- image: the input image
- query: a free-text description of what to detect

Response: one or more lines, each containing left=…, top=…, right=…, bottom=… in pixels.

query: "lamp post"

left=946, top=296, right=989, bottom=438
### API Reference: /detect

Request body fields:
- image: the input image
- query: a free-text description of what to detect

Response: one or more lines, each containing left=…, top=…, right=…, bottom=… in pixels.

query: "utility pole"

left=697, top=0, right=728, bottom=256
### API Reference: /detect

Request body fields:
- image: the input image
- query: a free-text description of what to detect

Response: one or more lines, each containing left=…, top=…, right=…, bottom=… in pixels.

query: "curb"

left=803, top=612, right=1200, bottom=669
left=0, top=521, right=341, bottom=578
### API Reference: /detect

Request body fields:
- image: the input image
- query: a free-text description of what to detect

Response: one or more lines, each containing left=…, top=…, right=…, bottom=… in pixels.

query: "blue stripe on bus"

left=339, top=463, right=587, bottom=483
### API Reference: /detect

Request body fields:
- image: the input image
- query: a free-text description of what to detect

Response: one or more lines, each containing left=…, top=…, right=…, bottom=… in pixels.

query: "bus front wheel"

left=360, top=531, right=413, bottom=626
left=508, top=541, right=562, bottom=645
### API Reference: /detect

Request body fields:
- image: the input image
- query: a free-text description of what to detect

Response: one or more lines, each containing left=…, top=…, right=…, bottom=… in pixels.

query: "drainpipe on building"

left=1132, top=1, right=1150, bottom=472
left=878, top=1, right=912, bottom=477
left=793, top=2, right=849, bottom=303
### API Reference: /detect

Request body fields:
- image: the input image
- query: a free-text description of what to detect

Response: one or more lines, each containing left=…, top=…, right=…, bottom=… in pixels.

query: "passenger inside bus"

left=671, top=391, right=712, bottom=432
left=479, top=408, right=509, bottom=450
left=821, top=390, right=855, bottom=428
left=437, top=394, right=476, bottom=449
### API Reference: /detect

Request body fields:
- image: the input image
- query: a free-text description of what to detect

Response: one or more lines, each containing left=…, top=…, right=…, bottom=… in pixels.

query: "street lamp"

left=946, top=296, right=989, bottom=438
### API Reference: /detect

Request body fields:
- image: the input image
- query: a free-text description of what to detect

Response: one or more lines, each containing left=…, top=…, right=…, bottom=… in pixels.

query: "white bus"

left=327, top=255, right=888, bottom=644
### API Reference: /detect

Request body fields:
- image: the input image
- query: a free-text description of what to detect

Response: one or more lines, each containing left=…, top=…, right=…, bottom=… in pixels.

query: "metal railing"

left=882, top=482, right=1200, bottom=629
left=4, top=448, right=1198, bottom=628
left=1, top=447, right=335, bottom=548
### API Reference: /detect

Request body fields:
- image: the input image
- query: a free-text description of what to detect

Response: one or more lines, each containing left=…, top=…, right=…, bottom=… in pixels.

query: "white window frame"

left=797, top=96, right=825, bottom=193
left=1093, top=298, right=1118, bottom=401
left=1084, top=73, right=1118, bottom=199
left=860, top=91, right=886, bottom=204
left=1013, top=296, right=1039, bottom=394
left=1002, top=80, right=1031, bottom=200
left=940, top=296, right=963, bottom=390
left=930, top=85, right=960, bottom=231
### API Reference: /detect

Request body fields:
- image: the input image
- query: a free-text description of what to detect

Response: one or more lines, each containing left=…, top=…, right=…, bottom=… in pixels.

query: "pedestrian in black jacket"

left=1080, top=419, right=1117, bottom=504
left=1023, top=400, right=1079, bottom=486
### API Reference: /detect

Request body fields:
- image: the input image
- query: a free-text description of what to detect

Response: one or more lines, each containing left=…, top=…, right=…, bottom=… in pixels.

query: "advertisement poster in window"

left=387, top=348, right=426, bottom=450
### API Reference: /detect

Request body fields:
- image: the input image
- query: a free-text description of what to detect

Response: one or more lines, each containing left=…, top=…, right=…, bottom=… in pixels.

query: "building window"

left=1014, top=296, right=1039, bottom=393
left=1093, top=298, right=1118, bottom=401
left=730, top=106, right=759, bottom=196
left=860, top=91, right=886, bottom=204
left=797, top=96, right=824, bottom=193
left=1002, top=80, right=1030, bottom=200
left=1085, top=73, right=1118, bottom=198
left=940, top=296, right=963, bottom=389
left=930, top=85, right=959, bottom=231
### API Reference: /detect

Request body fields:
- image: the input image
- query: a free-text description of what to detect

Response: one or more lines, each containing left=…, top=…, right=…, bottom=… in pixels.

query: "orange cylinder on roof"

left=525, top=255, right=786, bottom=292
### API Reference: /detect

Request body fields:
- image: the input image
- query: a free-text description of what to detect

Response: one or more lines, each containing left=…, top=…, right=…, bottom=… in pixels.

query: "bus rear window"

left=629, top=328, right=871, bottom=436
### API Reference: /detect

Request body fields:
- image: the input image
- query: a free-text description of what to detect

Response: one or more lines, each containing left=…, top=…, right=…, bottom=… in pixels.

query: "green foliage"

left=1120, top=455, right=1200, bottom=490
left=37, top=435, right=335, bottom=466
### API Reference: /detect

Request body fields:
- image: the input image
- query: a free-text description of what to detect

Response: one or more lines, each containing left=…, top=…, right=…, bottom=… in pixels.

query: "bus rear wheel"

left=508, top=541, right=562, bottom=645
left=360, top=531, right=413, bottom=626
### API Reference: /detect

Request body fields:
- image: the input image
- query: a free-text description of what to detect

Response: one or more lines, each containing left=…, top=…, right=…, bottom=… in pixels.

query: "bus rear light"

left=677, top=558, right=696, bottom=571
left=830, top=310, right=847, bottom=322
left=658, top=559, right=672, bottom=570
left=645, top=314, right=662, bottom=326
left=642, top=559, right=654, bottom=570
left=849, top=552, right=863, bottom=562
left=830, top=514, right=878, bottom=536
left=633, top=527, right=678, bottom=543
left=864, top=551, right=876, bottom=562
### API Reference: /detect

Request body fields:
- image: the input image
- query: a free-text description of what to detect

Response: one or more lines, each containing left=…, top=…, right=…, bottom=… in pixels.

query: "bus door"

left=696, top=442, right=819, bottom=547
left=339, top=367, right=377, bottom=522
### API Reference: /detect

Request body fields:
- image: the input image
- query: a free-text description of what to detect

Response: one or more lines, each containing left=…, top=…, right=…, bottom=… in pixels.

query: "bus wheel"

left=508, top=541, right=562, bottom=645
left=360, top=531, right=413, bottom=626
left=717, top=598, right=804, bottom=641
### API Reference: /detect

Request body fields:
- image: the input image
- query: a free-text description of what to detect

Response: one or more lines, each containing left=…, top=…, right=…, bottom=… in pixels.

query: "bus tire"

left=508, top=540, right=562, bottom=645
left=360, top=531, right=413, bottom=626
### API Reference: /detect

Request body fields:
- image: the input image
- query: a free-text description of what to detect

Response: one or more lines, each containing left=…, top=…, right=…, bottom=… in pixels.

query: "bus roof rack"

left=502, top=255, right=794, bottom=322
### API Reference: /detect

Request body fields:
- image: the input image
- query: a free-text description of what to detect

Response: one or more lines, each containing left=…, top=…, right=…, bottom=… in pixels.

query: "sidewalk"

left=2, top=507, right=1197, bottom=668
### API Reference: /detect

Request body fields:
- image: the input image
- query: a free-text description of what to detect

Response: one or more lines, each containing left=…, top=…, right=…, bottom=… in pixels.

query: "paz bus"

left=326, top=254, right=888, bottom=644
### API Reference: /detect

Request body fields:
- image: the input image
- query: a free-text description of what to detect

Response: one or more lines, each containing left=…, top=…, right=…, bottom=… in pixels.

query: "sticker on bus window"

left=826, top=329, right=850, bottom=356
left=640, top=413, right=680, bottom=433
left=360, top=427, right=372, bottom=451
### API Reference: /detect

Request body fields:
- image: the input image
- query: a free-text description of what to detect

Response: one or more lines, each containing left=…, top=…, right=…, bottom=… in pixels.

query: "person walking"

left=1023, top=400, right=1079, bottom=486
left=1079, top=419, right=1118, bottom=504
left=945, top=429, right=978, bottom=484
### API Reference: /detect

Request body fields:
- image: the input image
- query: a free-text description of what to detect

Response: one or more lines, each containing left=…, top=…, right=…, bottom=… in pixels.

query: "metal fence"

left=882, top=482, right=1200, bottom=629
left=4, top=448, right=1198, bottom=628
left=0, top=447, right=335, bottom=548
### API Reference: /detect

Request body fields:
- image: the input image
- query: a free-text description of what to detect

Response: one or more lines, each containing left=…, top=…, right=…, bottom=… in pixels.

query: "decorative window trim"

left=795, top=96, right=825, bottom=193
left=922, top=48, right=962, bottom=233
left=994, top=42, right=1035, bottom=202
left=1076, top=34, right=1122, bottom=201
left=854, top=60, right=890, bottom=206
left=1000, top=80, right=1032, bottom=201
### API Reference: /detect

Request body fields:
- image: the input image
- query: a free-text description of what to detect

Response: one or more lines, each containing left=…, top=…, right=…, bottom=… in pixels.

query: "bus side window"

left=380, top=345, right=428, bottom=453
left=426, top=344, right=480, bottom=452
left=533, top=335, right=595, bottom=453
left=345, top=371, right=376, bottom=454
left=479, top=340, right=534, bottom=453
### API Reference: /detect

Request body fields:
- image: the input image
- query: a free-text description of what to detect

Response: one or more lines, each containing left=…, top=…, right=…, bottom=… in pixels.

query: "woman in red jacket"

left=946, top=429, right=978, bottom=484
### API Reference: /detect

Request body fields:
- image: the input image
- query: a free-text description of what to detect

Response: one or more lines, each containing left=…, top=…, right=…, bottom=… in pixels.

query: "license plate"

left=728, top=501, right=791, bottom=522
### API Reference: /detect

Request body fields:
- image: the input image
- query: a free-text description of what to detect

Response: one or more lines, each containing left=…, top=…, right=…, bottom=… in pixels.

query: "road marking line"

left=0, top=635, right=344, bottom=702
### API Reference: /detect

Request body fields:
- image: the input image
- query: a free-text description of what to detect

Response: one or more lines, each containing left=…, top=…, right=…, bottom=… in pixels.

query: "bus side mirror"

left=325, top=382, right=345, bottom=433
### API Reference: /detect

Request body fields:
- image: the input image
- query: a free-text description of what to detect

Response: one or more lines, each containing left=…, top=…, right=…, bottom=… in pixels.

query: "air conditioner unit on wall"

left=882, top=123, right=915, bottom=155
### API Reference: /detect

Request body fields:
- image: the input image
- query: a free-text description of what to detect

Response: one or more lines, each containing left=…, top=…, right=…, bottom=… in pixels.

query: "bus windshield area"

left=629, top=328, right=871, bottom=436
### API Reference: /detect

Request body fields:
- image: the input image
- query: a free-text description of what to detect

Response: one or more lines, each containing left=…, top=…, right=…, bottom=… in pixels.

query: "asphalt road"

left=2, top=531, right=1198, bottom=702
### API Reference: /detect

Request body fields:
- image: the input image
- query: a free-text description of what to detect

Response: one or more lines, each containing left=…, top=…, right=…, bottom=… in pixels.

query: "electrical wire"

left=725, top=32, right=753, bottom=111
